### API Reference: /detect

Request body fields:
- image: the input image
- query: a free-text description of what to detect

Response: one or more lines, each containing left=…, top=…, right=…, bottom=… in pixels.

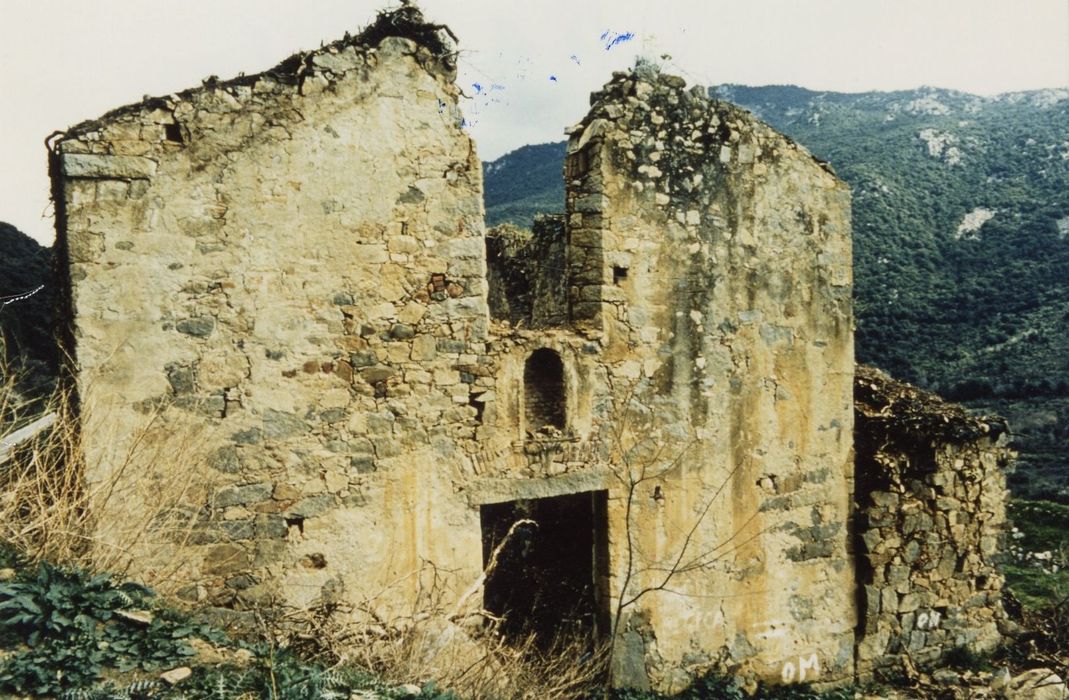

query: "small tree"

left=596, top=381, right=770, bottom=685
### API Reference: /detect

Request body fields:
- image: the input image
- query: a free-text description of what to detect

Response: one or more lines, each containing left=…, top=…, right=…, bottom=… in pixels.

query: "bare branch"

left=450, top=517, right=536, bottom=620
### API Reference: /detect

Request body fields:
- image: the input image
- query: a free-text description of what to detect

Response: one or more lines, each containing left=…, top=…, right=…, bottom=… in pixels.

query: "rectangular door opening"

left=480, top=490, right=609, bottom=650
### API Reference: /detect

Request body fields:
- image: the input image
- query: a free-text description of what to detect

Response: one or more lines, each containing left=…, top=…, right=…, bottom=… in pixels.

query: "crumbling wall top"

left=53, top=4, right=458, bottom=144
left=856, top=365, right=1008, bottom=445
left=567, top=62, right=838, bottom=199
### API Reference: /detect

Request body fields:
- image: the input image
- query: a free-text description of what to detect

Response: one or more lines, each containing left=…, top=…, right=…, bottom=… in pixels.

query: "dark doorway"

left=480, top=490, right=609, bottom=648
left=524, top=348, right=566, bottom=433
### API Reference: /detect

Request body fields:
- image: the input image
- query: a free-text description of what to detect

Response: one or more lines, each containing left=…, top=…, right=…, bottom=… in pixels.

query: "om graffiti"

left=781, top=653, right=819, bottom=683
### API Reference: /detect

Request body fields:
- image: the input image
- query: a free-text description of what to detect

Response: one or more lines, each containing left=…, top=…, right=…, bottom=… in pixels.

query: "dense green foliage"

left=481, top=84, right=1069, bottom=498
left=0, top=556, right=434, bottom=699
left=967, top=397, right=1069, bottom=500
left=0, top=561, right=204, bottom=694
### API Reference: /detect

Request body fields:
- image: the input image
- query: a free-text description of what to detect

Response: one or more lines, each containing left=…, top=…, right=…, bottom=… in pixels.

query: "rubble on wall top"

left=54, top=3, right=457, bottom=143
left=855, top=364, right=1008, bottom=443
left=568, top=60, right=836, bottom=188
left=352, top=3, right=457, bottom=64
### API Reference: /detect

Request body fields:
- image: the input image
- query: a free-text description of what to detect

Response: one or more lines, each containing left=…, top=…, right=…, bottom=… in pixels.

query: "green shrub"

left=0, top=561, right=214, bottom=695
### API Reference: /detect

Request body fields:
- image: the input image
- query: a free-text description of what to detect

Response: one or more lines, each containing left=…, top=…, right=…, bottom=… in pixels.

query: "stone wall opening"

left=524, top=348, right=566, bottom=433
left=480, top=490, right=609, bottom=649
left=163, top=123, right=184, bottom=144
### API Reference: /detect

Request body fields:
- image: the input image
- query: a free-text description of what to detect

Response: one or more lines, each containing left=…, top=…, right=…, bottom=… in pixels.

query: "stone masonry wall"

left=854, top=366, right=1012, bottom=678
left=51, top=8, right=1008, bottom=690
left=485, top=214, right=568, bottom=328
left=52, top=9, right=492, bottom=613
left=561, top=64, right=856, bottom=688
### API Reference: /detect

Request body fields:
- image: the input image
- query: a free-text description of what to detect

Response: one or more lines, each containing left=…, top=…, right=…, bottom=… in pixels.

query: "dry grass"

left=269, top=591, right=608, bottom=700
left=268, top=539, right=609, bottom=700
left=0, top=363, right=215, bottom=592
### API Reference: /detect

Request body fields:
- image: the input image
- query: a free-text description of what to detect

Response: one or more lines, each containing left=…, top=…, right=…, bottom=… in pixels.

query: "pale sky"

left=2, top=0, right=1067, bottom=246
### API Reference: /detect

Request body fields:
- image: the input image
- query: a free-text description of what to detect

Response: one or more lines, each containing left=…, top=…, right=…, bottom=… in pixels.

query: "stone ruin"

left=854, top=366, right=1012, bottom=677
left=47, top=6, right=1011, bottom=691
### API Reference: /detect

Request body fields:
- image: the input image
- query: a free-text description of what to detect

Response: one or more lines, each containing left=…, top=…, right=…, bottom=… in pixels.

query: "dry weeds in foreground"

left=0, top=364, right=216, bottom=593
left=269, top=540, right=609, bottom=700
left=270, top=591, right=608, bottom=700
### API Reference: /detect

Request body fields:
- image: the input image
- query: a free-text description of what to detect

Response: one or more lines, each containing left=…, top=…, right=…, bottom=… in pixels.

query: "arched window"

left=524, top=348, right=566, bottom=433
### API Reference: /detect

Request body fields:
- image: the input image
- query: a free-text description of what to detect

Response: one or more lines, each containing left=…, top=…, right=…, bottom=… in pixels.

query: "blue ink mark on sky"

left=437, top=99, right=446, bottom=114
left=599, top=30, right=610, bottom=41
left=472, top=82, right=483, bottom=94
left=603, top=31, right=635, bottom=51
left=570, top=54, right=581, bottom=65
left=549, top=75, right=557, bottom=82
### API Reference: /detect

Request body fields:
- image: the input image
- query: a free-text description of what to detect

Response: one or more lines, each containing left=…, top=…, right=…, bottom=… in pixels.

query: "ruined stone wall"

left=485, top=214, right=568, bottom=328
left=562, top=66, right=856, bottom=688
left=52, top=11, right=492, bottom=613
left=854, top=366, right=1011, bottom=678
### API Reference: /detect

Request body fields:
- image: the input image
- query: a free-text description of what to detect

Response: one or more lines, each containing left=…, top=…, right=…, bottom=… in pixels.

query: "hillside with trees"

left=0, top=222, right=54, bottom=391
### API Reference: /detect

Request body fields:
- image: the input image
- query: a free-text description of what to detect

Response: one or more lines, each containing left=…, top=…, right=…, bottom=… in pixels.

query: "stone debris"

left=1005, top=669, right=1069, bottom=700
left=115, top=609, right=154, bottom=625
left=159, top=666, right=192, bottom=685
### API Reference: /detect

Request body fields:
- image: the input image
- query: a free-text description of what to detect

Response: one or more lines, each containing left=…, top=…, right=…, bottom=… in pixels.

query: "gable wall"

left=54, top=34, right=490, bottom=612
left=562, top=69, right=856, bottom=687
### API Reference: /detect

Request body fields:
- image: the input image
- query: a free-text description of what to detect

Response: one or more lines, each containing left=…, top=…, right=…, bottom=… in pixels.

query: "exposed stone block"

left=176, top=317, right=215, bottom=337
left=287, top=494, right=334, bottom=519
left=61, top=153, right=158, bottom=179
left=215, top=482, right=274, bottom=508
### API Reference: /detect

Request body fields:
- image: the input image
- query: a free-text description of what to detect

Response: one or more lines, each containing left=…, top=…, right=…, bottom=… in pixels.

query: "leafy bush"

left=0, top=556, right=443, bottom=699
left=942, top=645, right=993, bottom=672
left=0, top=561, right=213, bottom=695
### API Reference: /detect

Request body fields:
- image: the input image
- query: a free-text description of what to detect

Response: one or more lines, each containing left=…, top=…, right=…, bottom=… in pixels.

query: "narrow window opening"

left=164, top=122, right=184, bottom=144
left=613, top=265, right=629, bottom=285
left=480, top=490, right=609, bottom=649
left=285, top=516, right=305, bottom=534
left=524, top=348, right=566, bottom=434
left=469, top=393, right=486, bottom=423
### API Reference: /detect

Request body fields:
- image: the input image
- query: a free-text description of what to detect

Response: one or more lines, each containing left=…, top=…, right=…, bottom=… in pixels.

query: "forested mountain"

left=483, top=84, right=1069, bottom=499
left=0, top=222, right=55, bottom=389
left=483, top=142, right=567, bottom=228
